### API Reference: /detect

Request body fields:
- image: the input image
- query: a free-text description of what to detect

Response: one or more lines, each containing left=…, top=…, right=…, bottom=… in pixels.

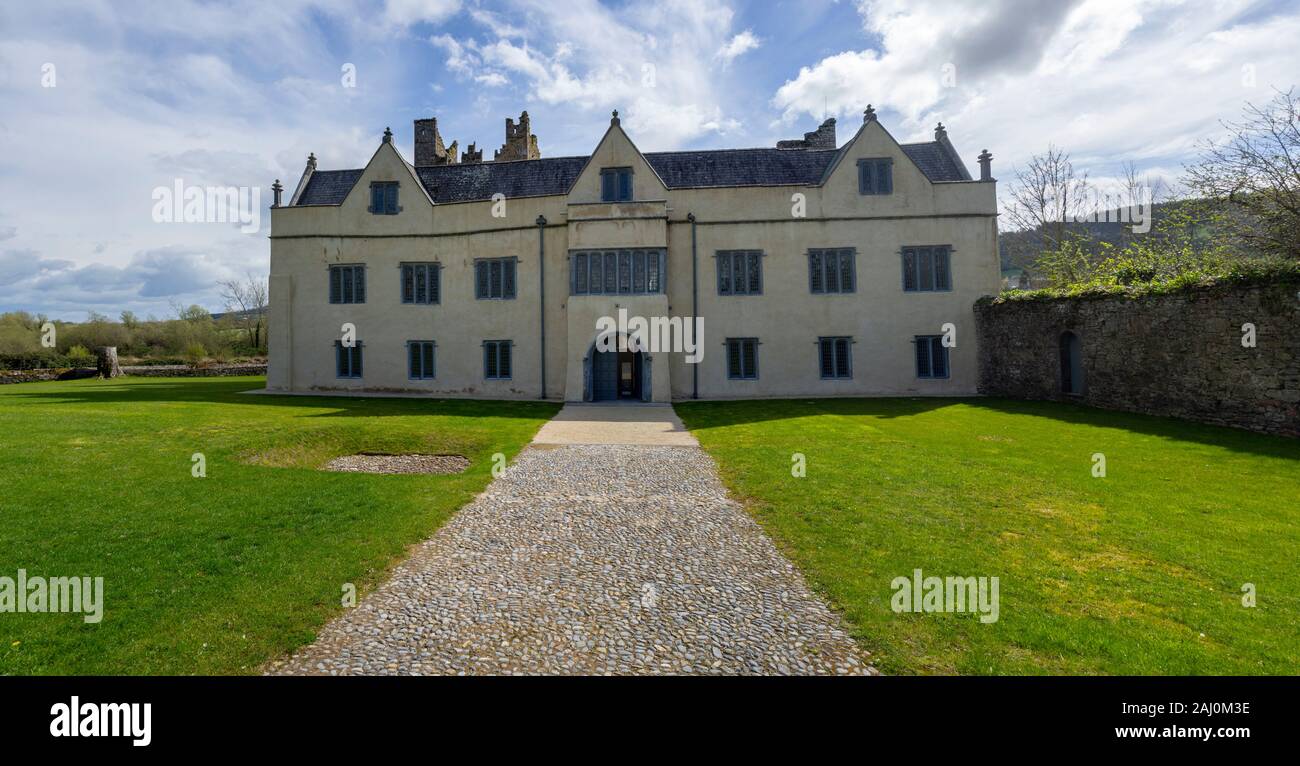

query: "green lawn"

left=676, top=398, right=1300, bottom=675
left=0, top=377, right=558, bottom=674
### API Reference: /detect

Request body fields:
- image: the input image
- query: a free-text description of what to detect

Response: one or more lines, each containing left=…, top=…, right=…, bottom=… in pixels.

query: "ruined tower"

left=494, top=111, right=540, bottom=162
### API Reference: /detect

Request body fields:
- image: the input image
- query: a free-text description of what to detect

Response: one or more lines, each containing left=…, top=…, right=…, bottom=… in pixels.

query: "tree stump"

left=96, top=346, right=124, bottom=379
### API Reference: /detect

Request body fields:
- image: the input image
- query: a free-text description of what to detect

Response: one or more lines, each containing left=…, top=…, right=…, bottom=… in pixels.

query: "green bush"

left=66, top=345, right=95, bottom=367
left=182, top=343, right=207, bottom=368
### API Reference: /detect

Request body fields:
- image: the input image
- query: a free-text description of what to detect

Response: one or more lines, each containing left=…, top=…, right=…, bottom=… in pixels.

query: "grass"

left=0, top=377, right=558, bottom=674
left=676, top=398, right=1300, bottom=675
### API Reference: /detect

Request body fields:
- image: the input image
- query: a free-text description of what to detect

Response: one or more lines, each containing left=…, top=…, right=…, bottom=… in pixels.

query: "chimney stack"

left=271, top=179, right=283, bottom=207
left=977, top=149, right=993, bottom=181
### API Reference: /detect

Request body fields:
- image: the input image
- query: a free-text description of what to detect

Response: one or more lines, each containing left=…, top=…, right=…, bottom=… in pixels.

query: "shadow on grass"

left=676, top=396, right=1300, bottom=461
left=0, top=376, right=562, bottom=421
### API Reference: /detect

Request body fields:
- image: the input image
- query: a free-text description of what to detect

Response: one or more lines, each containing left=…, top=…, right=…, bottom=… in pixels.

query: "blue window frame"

left=818, top=336, right=852, bottom=379
left=407, top=340, right=436, bottom=379
left=858, top=158, right=893, bottom=195
left=483, top=340, right=512, bottom=380
left=329, top=264, right=366, bottom=304
left=809, top=248, right=856, bottom=294
left=600, top=167, right=633, bottom=202
left=401, top=263, right=440, bottom=304
left=717, top=250, right=763, bottom=295
left=369, top=182, right=400, bottom=214
left=902, top=246, right=952, bottom=291
left=334, top=340, right=363, bottom=378
left=914, top=335, right=950, bottom=379
left=726, top=338, right=758, bottom=380
left=570, top=250, right=664, bottom=295
left=474, top=258, right=516, bottom=300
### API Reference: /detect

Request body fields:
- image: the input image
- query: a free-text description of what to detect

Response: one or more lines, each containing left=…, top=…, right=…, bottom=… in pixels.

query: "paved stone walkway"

left=266, top=404, right=872, bottom=676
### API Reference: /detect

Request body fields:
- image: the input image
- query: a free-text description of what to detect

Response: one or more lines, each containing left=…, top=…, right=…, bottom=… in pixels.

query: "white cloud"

left=718, top=30, right=761, bottom=62
left=427, top=0, right=752, bottom=149
left=772, top=0, right=1300, bottom=203
left=384, top=0, right=462, bottom=28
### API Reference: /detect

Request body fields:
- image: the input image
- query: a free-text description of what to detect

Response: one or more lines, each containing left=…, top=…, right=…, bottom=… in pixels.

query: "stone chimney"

left=777, top=117, right=837, bottom=150
left=414, top=118, right=458, bottom=167
left=978, top=149, right=994, bottom=181
left=494, top=110, right=540, bottom=162
left=460, top=142, right=483, bottom=163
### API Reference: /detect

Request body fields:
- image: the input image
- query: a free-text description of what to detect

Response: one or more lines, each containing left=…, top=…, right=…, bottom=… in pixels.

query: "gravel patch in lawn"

left=323, top=454, right=470, bottom=475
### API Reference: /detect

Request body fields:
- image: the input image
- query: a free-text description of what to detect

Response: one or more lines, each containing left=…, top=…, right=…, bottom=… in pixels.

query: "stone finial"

left=306, top=152, right=317, bottom=170
left=978, top=148, right=994, bottom=181
left=611, top=109, right=620, bottom=126
left=863, top=104, right=876, bottom=123
left=382, top=126, right=393, bottom=143
left=271, top=179, right=283, bottom=208
left=934, top=122, right=947, bottom=141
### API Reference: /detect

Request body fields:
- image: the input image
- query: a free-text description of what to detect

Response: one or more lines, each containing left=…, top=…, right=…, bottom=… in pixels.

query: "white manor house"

left=266, top=108, right=1000, bottom=402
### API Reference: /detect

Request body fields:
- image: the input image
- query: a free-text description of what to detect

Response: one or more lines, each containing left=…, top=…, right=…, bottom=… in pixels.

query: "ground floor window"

left=407, top=341, right=436, bottom=379
left=914, top=335, right=949, bottom=379
left=727, top=337, right=758, bottom=379
left=335, top=340, right=363, bottom=378
left=483, top=340, right=512, bottom=380
left=818, top=336, right=852, bottom=379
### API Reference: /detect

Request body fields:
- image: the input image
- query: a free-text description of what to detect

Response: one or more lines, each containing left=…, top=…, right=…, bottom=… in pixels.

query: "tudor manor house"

left=267, top=107, right=1000, bottom=402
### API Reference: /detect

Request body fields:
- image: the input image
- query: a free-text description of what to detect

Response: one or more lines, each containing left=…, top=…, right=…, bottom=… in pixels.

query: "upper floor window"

left=483, top=340, right=512, bottom=380
left=902, top=246, right=952, bottom=292
left=369, top=181, right=400, bottom=215
left=809, top=248, right=856, bottom=294
left=474, top=258, right=516, bottom=300
left=571, top=249, right=664, bottom=295
left=818, top=336, right=852, bottom=379
left=401, top=263, right=441, bottom=304
left=334, top=340, right=363, bottom=378
left=717, top=250, right=763, bottom=296
left=858, top=158, right=893, bottom=195
left=329, top=264, right=366, bottom=304
left=407, top=340, right=436, bottom=380
left=914, top=335, right=950, bottom=379
left=600, top=167, right=633, bottom=202
left=726, top=338, right=759, bottom=380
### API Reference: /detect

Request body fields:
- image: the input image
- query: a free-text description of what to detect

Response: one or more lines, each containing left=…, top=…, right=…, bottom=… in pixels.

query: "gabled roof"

left=901, top=142, right=972, bottom=183
left=296, top=169, right=364, bottom=206
left=417, top=156, right=589, bottom=203
left=643, top=148, right=838, bottom=188
left=292, top=141, right=971, bottom=206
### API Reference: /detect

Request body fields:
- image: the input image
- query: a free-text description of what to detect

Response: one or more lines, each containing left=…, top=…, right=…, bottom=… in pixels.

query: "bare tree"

left=218, top=273, right=269, bottom=351
left=1184, top=88, right=1300, bottom=258
left=1004, top=145, right=1093, bottom=252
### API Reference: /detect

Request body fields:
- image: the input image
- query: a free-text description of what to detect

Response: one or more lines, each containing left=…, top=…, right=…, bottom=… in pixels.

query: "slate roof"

left=295, top=169, right=364, bottom=205
left=415, top=156, right=588, bottom=204
left=900, top=142, right=972, bottom=183
left=293, top=142, right=971, bottom=206
left=643, top=148, right=838, bottom=189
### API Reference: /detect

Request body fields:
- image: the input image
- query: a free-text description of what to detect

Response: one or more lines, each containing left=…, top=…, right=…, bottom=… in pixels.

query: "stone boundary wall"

left=0, top=364, right=267, bottom=385
left=973, top=283, right=1299, bottom=437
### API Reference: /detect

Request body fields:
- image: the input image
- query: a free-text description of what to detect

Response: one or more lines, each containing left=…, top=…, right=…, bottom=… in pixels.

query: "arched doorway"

left=584, top=336, right=651, bottom=402
left=1060, top=331, right=1083, bottom=395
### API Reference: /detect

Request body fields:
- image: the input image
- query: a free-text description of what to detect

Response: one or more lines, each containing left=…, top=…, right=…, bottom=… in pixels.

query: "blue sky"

left=1, top=0, right=1297, bottom=319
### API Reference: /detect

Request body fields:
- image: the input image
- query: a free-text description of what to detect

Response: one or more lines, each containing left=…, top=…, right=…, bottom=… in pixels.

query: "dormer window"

left=858, top=158, right=893, bottom=195
left=600, top=167, right=633, bottom=202
left=369, top=181, right=400, bottom=214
